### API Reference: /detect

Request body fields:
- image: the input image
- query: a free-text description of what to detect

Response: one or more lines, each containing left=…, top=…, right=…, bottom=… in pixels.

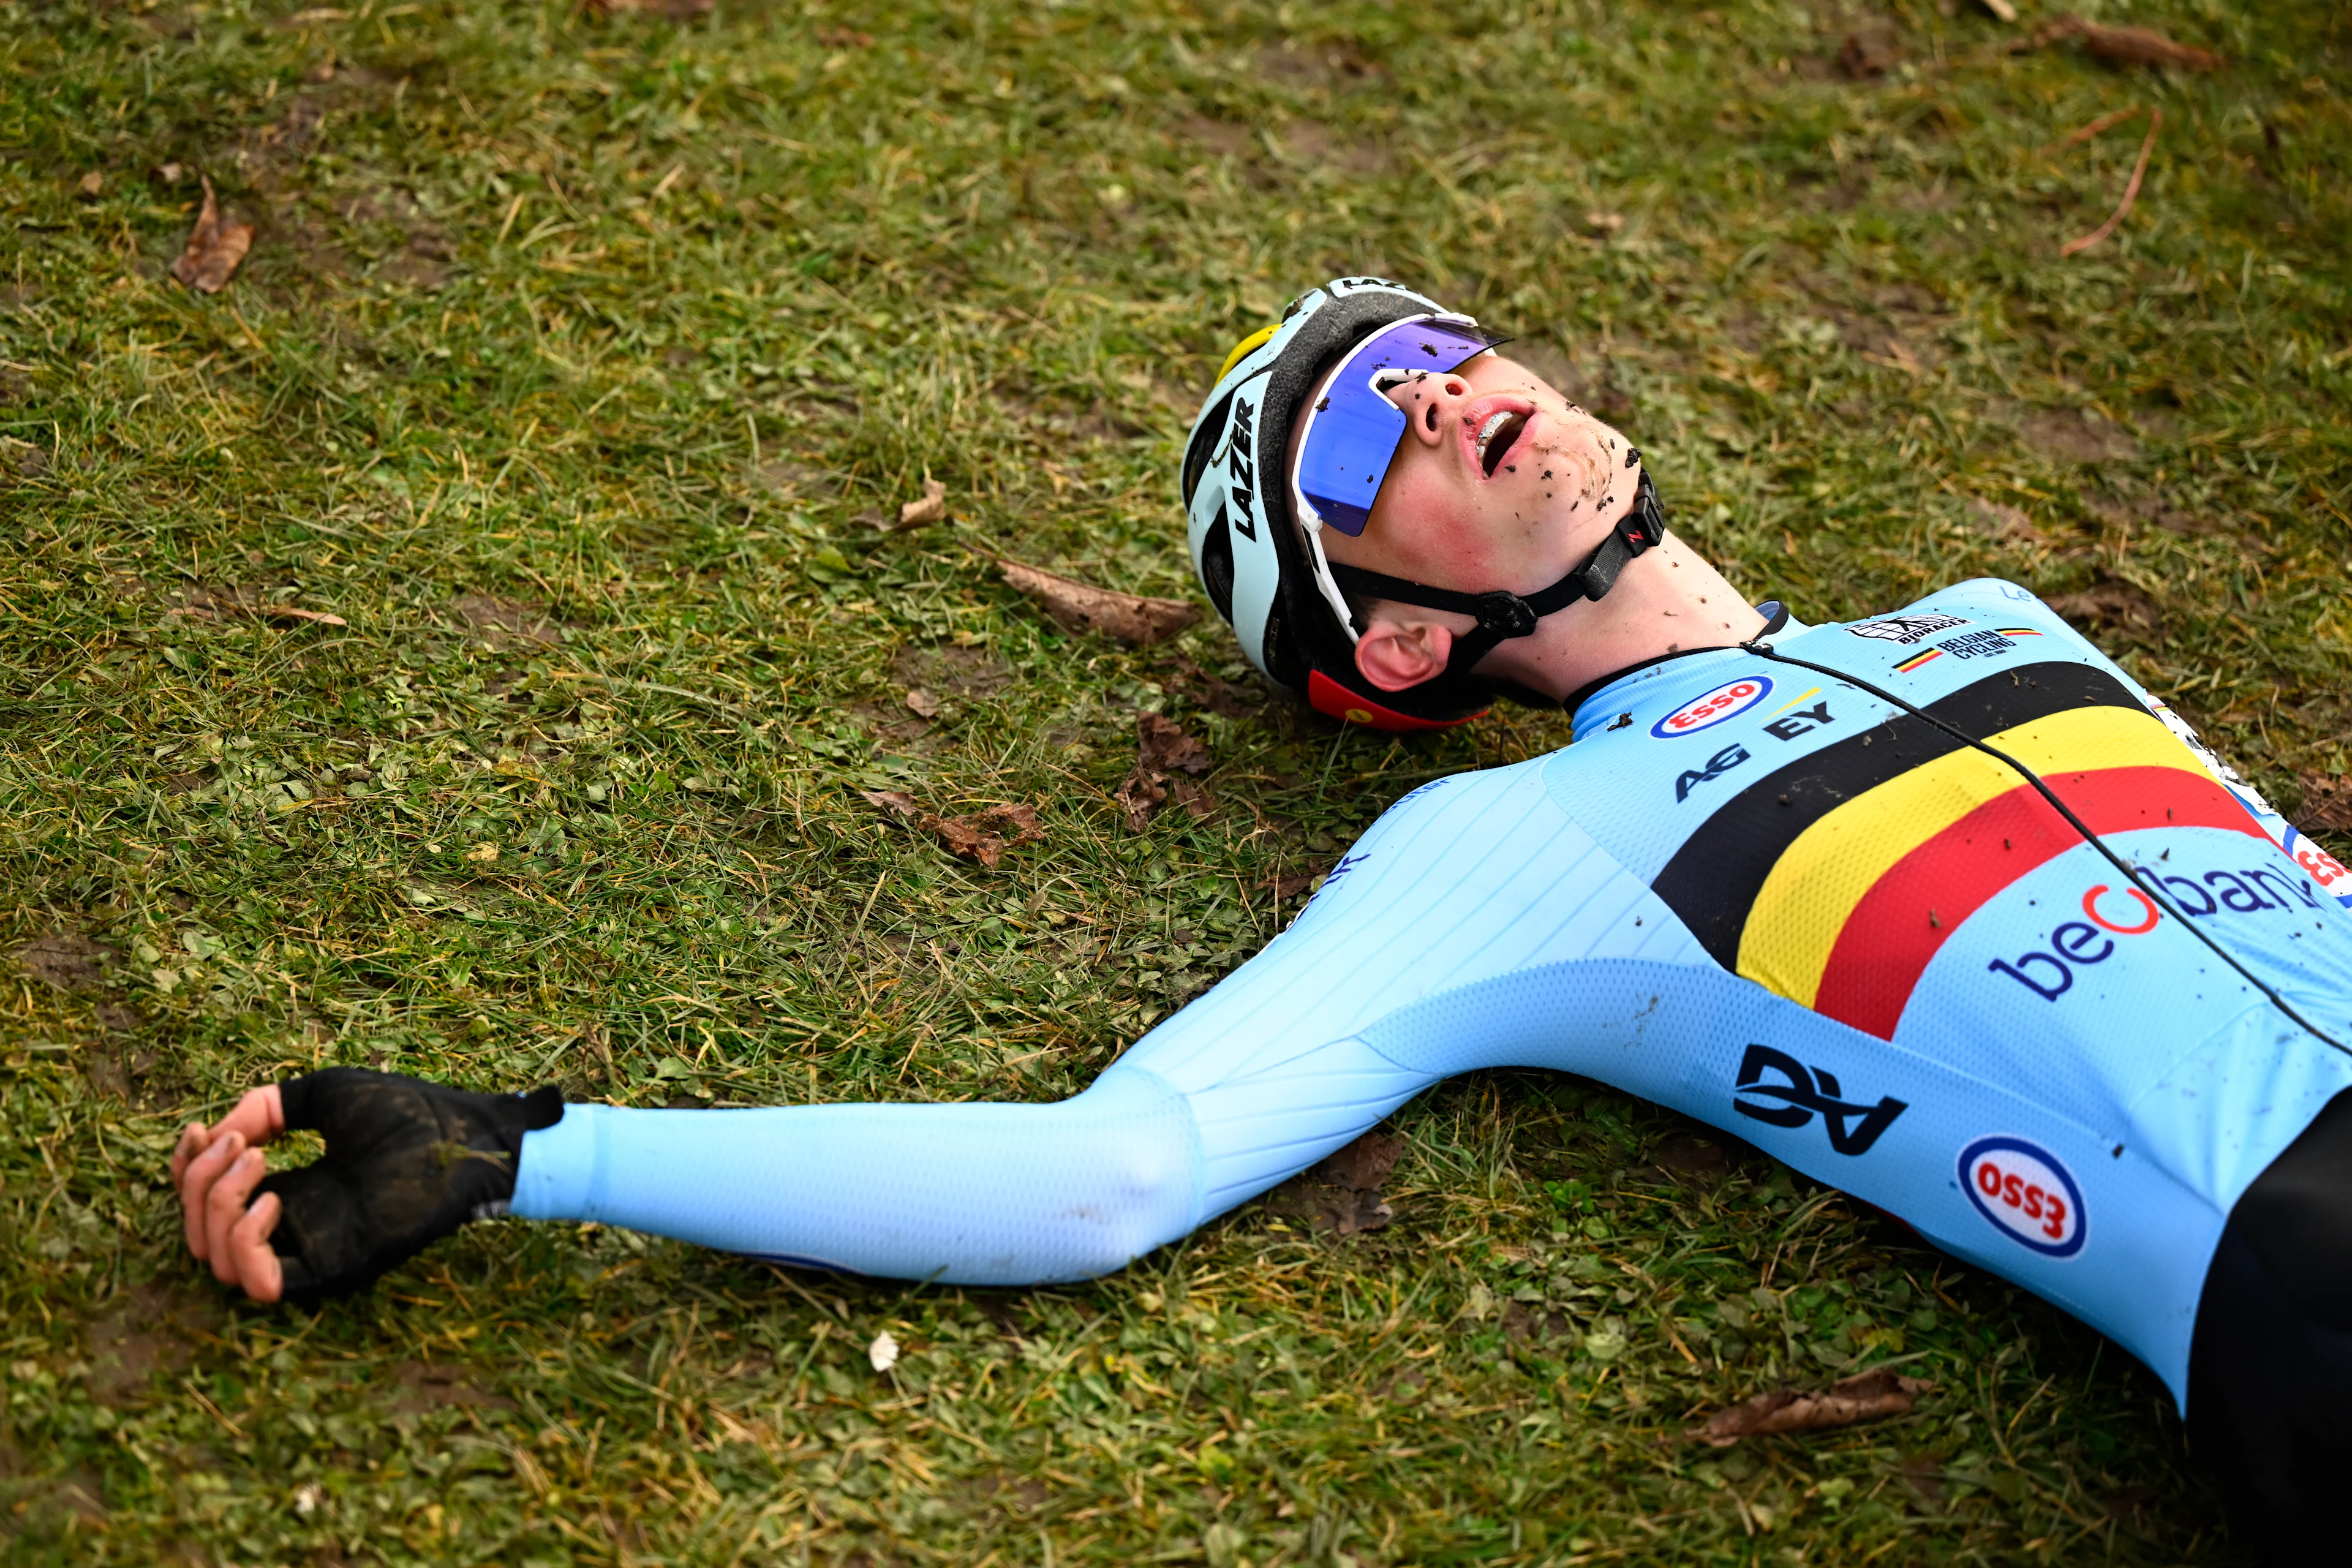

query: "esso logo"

left=1651, top=676, right=1773, bottom=739
left=1958, top=1137, right=2085, bottom=1259
left=2286, top=829, right=2349, bottom=900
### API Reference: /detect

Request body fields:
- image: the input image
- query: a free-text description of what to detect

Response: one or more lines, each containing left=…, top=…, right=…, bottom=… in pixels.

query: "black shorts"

left=2189, top=1087, right=2352, bottom=1564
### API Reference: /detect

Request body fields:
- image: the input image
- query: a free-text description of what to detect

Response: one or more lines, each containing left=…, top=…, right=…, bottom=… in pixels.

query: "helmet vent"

left=1181, top=387, right=1237, bottom=508
left=1200, top=502, right=1236, bottom=622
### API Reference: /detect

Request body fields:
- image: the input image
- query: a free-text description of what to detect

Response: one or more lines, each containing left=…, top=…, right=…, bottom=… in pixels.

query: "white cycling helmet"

left=1180, top=276, right=1664, bottom=731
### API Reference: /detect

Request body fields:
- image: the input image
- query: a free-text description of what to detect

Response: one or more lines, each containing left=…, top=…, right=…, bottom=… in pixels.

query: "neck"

left=1474, top=530, right=1768, bottom=702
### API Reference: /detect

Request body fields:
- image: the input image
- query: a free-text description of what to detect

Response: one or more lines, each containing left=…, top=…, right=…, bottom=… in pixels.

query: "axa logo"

left=1731, top=1044, right=1909, bottom=1155
left=1847, top=612, right=1967, bottom=646
left=1958, top=1136, right=2085, bottom=1257
left=1651, top=676, right=1773, bottom=739
left=1675, top=744, right=1751, bottom=803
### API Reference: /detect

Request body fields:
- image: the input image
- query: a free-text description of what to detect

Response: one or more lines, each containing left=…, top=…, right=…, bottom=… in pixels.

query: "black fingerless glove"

left=255, top=1068, right=565, bottom=1304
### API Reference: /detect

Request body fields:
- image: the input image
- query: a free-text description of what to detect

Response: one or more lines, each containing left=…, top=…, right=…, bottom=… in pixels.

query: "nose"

left=1384, top=373, right=1471, bottom=445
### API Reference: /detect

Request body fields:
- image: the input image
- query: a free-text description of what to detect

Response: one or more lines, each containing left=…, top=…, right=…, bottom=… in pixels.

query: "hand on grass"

left=171, top=1083, right=290, bottom=1303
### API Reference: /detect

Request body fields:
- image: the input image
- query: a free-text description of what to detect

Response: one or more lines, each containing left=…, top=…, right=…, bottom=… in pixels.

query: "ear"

left=1354, top=616, right=1454, bottom=692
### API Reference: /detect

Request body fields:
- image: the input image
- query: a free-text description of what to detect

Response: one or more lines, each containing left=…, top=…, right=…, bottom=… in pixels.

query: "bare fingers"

left=225, top=1191, right=286, bottom=1304
left=170, top=1120, right=211, bottom=1187
left=177, top=1128, right=244, bottom=1262
left=173, top=1085, right=288, bottom=1268
left=215, top=1084, right=285, bottom=1148
left=202, top=1142, right=270, bottom=1286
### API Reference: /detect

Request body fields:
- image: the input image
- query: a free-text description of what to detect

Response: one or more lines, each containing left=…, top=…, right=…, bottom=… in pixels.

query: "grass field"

left=3, top=0, right=2349, bottom=1560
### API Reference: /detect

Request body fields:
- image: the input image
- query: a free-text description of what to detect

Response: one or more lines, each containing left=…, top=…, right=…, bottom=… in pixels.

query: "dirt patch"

left=341, top=188, right=454, bottom=290
left=1964, top=497, right=2045, bottom=545
left=1159, top=656, right=1262, bottom=719
left=387, top=1362, right=514, bottom=1414
left=1275, top=119, right=1389, bottom=177
left=2046, top=577, right=2163, bottom=638
left=1, top=436, right=51, bottom=479
left=1836, top=18, right=1902, bottom=78
left=2018, top=409, right=2139, bottom=465
left=1257, top=39, right=1388, bottom=90
left=82, top=1010, right=160, bottom=1106
left=889, top=643, right=1013, bottom=703
left=2087, top=493, right=2212, bottom=537
left=1648, top=1130, right=1757, bottom=1185
left=847, top=699, right=942, bottom=751
left=961, top=1472, right=1052, bottom=1513
left=1174, top=115, right=1254, bottom=161
left=85, top=1281, right=219, bottom=1406
left=1264, top=1129, right=1404, bottom=1237
left=751, top=457, right=836, bottom=500
left=450, top=592, right=562, bottom=649
left=1501, top=1299, right=1575, bottom=1349
left=17, top=932, right=110, bottom=990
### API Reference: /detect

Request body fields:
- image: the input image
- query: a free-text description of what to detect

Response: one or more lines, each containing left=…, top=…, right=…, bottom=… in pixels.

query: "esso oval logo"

left=1958, top=1136, right=2086, bottom=1259
left=2286, top=828, right=2351, bottom=907
left=1650, top=676, right=1774, bottom=739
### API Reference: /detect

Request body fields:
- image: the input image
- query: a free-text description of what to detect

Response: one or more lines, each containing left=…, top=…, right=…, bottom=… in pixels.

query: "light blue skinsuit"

left=513, top=580, right=2352, bottom=1406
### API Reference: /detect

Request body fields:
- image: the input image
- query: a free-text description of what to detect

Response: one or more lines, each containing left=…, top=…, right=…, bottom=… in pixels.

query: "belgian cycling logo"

left=1847, top=612, right=1967, bottom=646
left=1651, top=676, right=1773, bottom=739
left=1674, top=745, right=1751, bottom=804
left=1731, top=1044, right=1908, bottom=1155
left=1958, top=1136, right=2085, bottom=1258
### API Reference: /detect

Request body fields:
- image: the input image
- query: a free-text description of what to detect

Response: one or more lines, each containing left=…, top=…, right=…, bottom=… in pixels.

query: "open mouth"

left=1476, top=409, right=1530, bottom=477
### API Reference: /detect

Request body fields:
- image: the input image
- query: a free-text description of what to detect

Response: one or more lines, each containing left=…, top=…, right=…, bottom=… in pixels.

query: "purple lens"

left=1294, top=316, right=1509, bottom=536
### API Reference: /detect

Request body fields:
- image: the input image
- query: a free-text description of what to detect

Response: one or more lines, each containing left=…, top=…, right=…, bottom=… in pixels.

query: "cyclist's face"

left=1306, top=350, right=1645, bottom=595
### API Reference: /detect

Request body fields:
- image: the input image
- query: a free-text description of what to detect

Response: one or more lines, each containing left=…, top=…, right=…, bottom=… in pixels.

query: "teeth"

left=1476, top=411, right=1512, bottom=467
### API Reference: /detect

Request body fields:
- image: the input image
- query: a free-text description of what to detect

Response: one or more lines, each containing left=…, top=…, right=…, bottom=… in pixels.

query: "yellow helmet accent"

left=1214, top=324, right=1279, bottom=386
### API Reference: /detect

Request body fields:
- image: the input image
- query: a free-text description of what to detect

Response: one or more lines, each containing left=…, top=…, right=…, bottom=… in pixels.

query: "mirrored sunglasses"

left=1291, top=314, right=1512, bottom=538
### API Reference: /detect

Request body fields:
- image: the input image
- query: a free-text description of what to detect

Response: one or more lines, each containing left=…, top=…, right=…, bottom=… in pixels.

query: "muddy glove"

left=255, top=1068, right=565, bottom=1303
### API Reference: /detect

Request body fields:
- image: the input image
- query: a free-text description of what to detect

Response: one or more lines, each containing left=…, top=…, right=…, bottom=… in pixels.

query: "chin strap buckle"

left=1469, top=591, right=1540, bottom=639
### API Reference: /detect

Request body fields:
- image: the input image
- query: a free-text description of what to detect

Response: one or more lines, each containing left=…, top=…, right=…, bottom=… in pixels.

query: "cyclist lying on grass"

left=173, top=277, right=2352, bottom=1561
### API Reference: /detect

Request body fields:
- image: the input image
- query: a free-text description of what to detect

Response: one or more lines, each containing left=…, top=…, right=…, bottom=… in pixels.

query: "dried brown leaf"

left=1167, top=777, right=1216, bottom=823
left=2035, top=15, right=2223, bottom=70
left=170, top=178, right=254, bottom=295
left=1266, top=1129, right=1405, bottom=1237
left=1837, top=25, right=1899, bottom=78
left=1690, top=1370, right=1934, bottom=1446
left=861, top=791, right=1041, bottom=867
left=1161, top=655, right=1259, bottom=718
left=858, top=789, right=923, bottom=821
left=904, top=688, right=940, bottom=719
left=2296, top=773, right=2352, bottom=834
left=1260, top=869, right=1327, bottom=900
left=997, top=558, right=1197, bottom=646
left=1136, top=712, right=1210, bottom=775
left=897, top=478, right=947, bottom=529
left=1317, top=1131, right=1403, bottom=1192
left=75, top=171, right=105, bottom=200
left=263, top=605, right=348, bottom=627
left=2047, top=578, right=2162, bottom=637
left=1114, top=768, right=1167, bottom=833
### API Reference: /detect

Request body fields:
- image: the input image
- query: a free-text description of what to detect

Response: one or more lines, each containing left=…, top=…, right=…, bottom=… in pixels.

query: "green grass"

left=3, top=0, right=2348, bottom=1559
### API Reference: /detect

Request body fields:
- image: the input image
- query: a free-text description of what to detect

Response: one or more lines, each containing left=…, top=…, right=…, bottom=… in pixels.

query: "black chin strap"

left=1327, top=470, right=1667, bottom=679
